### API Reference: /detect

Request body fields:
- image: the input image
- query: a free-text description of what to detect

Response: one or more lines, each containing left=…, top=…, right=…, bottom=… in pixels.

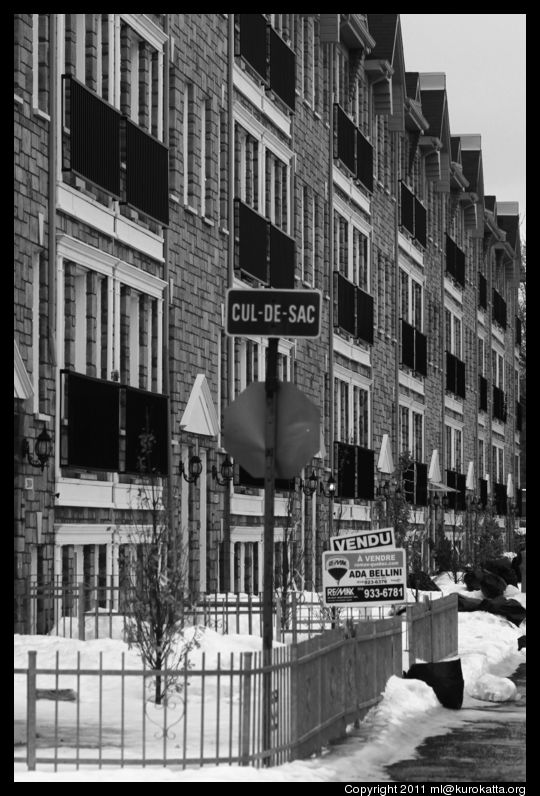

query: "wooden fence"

left=406, top=593, right=458, bottom=663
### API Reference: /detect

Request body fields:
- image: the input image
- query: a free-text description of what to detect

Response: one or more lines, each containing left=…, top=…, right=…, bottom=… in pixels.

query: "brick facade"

left=14, top=14, right=523, bottom=629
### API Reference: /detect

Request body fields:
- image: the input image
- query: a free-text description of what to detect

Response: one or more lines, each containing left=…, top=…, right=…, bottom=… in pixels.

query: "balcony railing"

left=61, top=371, right=169, bottom=475
left=124, top=120, right=169, bottom=226
left=401, top=319, right=427, bottom=377
left=268, top=26, right=296, bottom=110
left=334, top=272, right=373, bottom=344
left=403, top=461, right=428, bottom=506
left=445, top=234, right=465, bottom=287
left=334, top=104, right=357, bottom=175
left=269, top=224, right=295, bottom=288
left=479, top=375, right=488, bottom=412
left=492, top=385, right=507, bottom=423
left=400, top=182, right=427, bottom=248
left=235, top=199, right=269, bottom=284
left=62, top=75, right=121, bottom=197
left=356, top=128, right=373, bottom=192
left=334, top=441, right=374, bottom=500
left=492, top=289, right=507, bottom=330
left=236, top=13, right=268, bottom=82
left=516, top=400, right=522, bottom=432
left=446, top=470, right=466, bottom=511
left=494, top=482, right=507, bottom=516
left=478, top=273, right=487, bottom=309
left=446, top=351, right=465, bottom=399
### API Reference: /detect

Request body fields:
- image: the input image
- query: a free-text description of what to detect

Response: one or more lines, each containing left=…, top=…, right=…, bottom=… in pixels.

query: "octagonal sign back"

left=223, top=381, right=320, bottom=479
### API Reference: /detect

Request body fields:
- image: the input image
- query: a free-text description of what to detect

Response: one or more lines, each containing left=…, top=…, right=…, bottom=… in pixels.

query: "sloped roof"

left=484, top=195, right=497, bottom=214
left=461, top=150, right=482, bottom=194
left=420, top=89, right=446, bottom=140
left=405, top=71, right=419, bottom=100
left=496, top=213, right=520, bottom=251
left=366, top=14, right=398, bottom=62
left=450, top=136, right=461, bottom=163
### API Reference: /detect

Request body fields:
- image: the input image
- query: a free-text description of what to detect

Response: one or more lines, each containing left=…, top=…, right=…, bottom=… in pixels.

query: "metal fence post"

left=240, top=652, right=253, bottom=765
left=78, top=581, right=86, bottom=641
left=27, top=650, right=37, bottom=771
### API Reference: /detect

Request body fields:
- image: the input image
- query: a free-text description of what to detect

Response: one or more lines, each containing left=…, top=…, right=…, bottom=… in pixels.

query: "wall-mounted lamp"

left=22, top=428, right=53, bottom=472
left=179, top=455, right=203, bottom=484
left=377, top=480, right=402, bottom=499
left=319, top=473, right=336, bottom=498
left=297, top=470, right=318, bottom=497
left=211, top=455, right=234, bottom=486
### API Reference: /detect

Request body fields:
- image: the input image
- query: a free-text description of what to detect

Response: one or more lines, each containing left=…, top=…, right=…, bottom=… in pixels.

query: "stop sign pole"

left=262, top=336, right=278, bottom=766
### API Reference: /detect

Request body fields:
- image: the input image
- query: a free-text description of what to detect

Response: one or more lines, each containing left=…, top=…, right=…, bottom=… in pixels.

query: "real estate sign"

left=329, top=527, right=396, bottom=553
left=322, top=548, right=407, bottom=607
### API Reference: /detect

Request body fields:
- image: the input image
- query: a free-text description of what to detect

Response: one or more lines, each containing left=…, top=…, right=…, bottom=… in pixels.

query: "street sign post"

left=226, top=288, right=322, bottom=338
left=322, top=548, right=408, bottom=608
left=224, top=287, right=321, bottom=766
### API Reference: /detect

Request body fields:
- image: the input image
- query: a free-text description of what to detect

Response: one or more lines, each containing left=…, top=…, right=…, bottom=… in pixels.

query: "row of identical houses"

left=14, top=13, right=524, bottom=630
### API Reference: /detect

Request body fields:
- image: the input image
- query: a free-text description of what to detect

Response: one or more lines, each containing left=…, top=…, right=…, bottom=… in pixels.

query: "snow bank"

left=468, top=672, right=517, bottom=702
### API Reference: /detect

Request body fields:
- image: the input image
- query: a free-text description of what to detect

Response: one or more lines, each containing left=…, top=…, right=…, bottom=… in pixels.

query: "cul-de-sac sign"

left=225, top=288, right=322, bottom=338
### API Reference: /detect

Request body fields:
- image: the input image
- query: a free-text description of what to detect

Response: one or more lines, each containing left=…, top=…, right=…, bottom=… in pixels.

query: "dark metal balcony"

left=62, top=75, right=121, bottom=197
left=236, top=13, right=268, bottom=82
left=268, top=26, right=295, bottom=111
left=235, top=199, right=269, bottom=284
left=124, top=120, right=169, bottom=225
left=123, top=385, right=169, bottom=476
left=269, top=223, right=295, bottom=288
left=334, top=104, right=356, bottom=175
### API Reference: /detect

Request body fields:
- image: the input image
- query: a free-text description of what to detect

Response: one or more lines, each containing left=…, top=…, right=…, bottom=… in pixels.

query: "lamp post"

left=211, top=455, right=234, bottom=594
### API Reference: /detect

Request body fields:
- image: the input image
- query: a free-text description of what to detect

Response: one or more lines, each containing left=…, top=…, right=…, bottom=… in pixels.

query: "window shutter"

left=446, top=469, right=457, bottom=510
left=124, top=120, right=169, bottom=225
left=479, top=478, right=488, bottom=509
left=478, top=273, right=487, bottom=309
left=456, top=359, right=465, bottom=399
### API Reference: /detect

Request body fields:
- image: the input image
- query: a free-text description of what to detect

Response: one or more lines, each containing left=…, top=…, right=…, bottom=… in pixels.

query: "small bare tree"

left=120, top=430, right=199, bottom=705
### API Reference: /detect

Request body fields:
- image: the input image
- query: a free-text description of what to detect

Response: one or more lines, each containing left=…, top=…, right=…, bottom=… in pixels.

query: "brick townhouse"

left=14, top=14, right=523, bottom=631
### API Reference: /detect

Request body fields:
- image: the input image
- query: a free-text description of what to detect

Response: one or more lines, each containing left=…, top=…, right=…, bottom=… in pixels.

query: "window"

left=334, top=375, right=370, bottom=449
left=33, top=14, right=50, bottom=114
left=445, top=307, right=462, bottom=358
left=120, top=19, right=162, bottom=138
left=265, top=150, right=288, bottom=231
left=183, top=83, right=197, bottom=208
left=234, top=116, right=293, bottom=234
left=63, top=259, right=163, bottom=394
left=492, top=444, right=504, bottom=485
left=400, top=270, right=423, bottom=330
left=234, top=338, right=292, bottom=395
left=492, top=348, right=504, bottom=390
left=478, top=336, right=485, bottom=376
left=478, top=439, right=485, bottom=479
left=32, top=251, right=49, bottom=415
left=445, top=424, right=463, bottom=473
left=334, top=209, right=370, bottom=291
left=399, top=406, right=424, bottom=462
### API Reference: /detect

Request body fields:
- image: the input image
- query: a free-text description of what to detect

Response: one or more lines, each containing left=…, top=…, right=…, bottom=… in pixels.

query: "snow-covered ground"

left=14, top=573, right=526, bottom=782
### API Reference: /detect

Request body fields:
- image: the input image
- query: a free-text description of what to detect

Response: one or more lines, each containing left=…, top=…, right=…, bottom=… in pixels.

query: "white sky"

left=14, top=574, right=526, bottom=782
left=399, top=14, right=526, bottom=241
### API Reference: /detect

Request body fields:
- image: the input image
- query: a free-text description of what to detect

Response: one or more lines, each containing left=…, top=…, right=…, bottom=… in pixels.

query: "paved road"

left=385, top=663, right=526, bottom=783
